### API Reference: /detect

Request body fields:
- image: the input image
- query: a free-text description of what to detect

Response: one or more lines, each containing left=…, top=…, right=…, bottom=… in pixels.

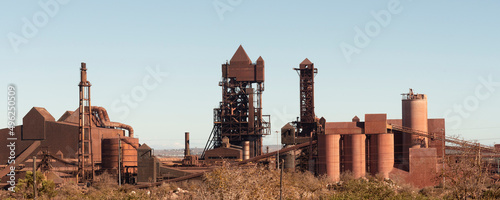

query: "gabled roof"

left=300, top=58, right=312, bottom=65
left=230, top=45, right=252, bottom=65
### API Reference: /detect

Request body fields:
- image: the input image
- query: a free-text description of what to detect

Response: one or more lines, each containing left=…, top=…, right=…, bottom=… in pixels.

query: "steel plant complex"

left=2, top=46, right=499, bottom=189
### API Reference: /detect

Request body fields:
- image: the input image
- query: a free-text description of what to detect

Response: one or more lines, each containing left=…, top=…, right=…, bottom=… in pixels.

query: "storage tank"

left=102, top=138, right=119, bottom=170
left=317, top=134, right=327, bottom=175
left=325, top=134, right=340, bottom=182
left=283, top=147, right=295, bottom=171
left=402, top=89, right=428, bottom=149
left=377, top=134, right=394, bottom=179
left=345, top=134, right=366, bottom=178
left=121, top=137, right=139, bottom=173
left=101, top=138, right=138, bottom=173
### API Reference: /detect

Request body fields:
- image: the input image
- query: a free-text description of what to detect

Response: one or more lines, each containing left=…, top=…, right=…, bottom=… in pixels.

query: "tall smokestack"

left=185, top=132, right=190, bottom=156
left=80, top=62, right=88, bottom=83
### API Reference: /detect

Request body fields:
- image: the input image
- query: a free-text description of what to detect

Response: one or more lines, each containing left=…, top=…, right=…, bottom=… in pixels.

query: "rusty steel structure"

left=294, top=58, right=318, bottom=139
left=4, top=52, right=500, bottom=190
left=282, top=59, right=323, bottom=147
left=203, top=46, right=270, bottom=158
left=78, top=62, right=94, bottom=183
left=0, top=63, right=139, bottom=187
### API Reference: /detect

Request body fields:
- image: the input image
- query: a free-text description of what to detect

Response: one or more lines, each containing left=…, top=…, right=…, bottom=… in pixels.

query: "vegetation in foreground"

left=1, top=163, right=500, bottom=200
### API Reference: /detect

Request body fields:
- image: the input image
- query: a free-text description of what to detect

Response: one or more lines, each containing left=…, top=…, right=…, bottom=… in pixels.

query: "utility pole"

left=276, top=131, right=280, bottom=171
left=279, top=159, right=284, bottom=200
left=442, top=129, right=445, bottom=189
left=33, top=156, right=37, bottom=199
left=118, top=135, right=122, bottom=186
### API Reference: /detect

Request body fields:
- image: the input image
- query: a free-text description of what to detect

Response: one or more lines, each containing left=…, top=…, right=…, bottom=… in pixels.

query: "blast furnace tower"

left=203, top=46, right=270, bottom=158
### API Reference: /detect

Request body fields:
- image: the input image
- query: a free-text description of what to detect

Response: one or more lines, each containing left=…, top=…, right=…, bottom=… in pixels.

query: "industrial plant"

left=2, top=46, right=499, bottom=191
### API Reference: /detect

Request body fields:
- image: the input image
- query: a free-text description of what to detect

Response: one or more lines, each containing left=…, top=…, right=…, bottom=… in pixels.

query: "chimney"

left=185, top=132, right=190, bottom=156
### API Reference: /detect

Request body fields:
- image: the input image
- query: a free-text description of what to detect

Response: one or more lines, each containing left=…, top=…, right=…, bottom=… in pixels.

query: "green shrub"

left=15, top=171, right=56, bottom=199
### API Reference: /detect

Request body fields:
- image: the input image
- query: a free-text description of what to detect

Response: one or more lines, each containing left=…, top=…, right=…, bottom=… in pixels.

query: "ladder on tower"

left=77, top=62, right=94, bottom=183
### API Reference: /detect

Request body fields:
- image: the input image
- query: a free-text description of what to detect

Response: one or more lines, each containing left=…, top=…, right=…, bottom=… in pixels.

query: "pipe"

left=243, top=141, right=250, bottom=160
left=185, top=132, right=190, bottom=156
left=91, top=106, right=134, bottom=137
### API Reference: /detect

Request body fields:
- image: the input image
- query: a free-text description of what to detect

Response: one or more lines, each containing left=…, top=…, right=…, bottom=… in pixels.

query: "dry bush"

left=53, top=182, right=84, bottom=200
left=199, top=164, right=280, bottom=199
left=439, top=140, right=491, bottom=199
left=193, top=163, right=335, bottom=199
left=0, top=189, right=18, bottom=200
left=339, top=171, right=355, bottom=182
left=331, top=174, right=433, bottom=200
left=7, top=164, right=471, bottom=199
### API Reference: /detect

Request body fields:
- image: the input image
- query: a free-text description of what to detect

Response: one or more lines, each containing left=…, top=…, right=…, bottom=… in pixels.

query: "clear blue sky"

left=1, top=1, right=499, bottom=149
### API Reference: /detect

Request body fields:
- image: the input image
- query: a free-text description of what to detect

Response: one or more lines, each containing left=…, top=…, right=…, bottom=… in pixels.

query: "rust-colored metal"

left=377, top=134, right=394, bottom=179
left=101, top=139, right=119, bottom=169
left=0, top=62, right=139, bottom=185
left=78, top=62, right=94, bottom=183
left=0, top=141, right=41, bottom=178
left=293, top=58, right=319, bottom=140
left=121, top=137, right=139, bottom=173
left=92, top=106, right=134, bottom=137
left=101, top=138, right=138, bottom=173
left=136, top=140, right=317, bottom=189
left=325, top=134, right=340, bottom=182
left=402, top=88, right=428, bottom=149
left=185, top=132, right=190, bottom=156
left=203, top=46, right=270, bottom=159
left=346, top=134, right=366, bottom=178
left=317, top=133, right=327, bottom=175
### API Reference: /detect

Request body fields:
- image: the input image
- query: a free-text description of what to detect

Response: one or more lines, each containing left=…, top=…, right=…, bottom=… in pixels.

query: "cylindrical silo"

left=317, top=134, right=327, bottom=175
left=243, top=141, right=250, bottom=160
left=121, top=137, right=139, bottom=173
left=283, top=147, right=295, bottom=172
left=102, top=138, right=119, bottom=170
left=325, top=134, right=340, bottom=182
left=377, top=134, right=394, bottom=179
left=402, top=89, right=428, bottom=149
left=351, top=134, right=366, bottom=178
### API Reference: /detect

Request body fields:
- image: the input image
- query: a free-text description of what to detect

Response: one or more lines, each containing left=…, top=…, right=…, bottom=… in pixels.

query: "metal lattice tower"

left=294, top=58, right=318, bottom=138
left=77, top=62, right=94, bottom=183
left=203, top=46, right=270, bottom=158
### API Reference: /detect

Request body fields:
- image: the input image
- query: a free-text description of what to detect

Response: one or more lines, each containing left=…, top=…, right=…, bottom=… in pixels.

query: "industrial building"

left=0, top=63, right=138, bottom=185
left=279, top=58, right=446, bottom=187
left=1, top=46, right=499, bottom=190
left=202, top=45, right=271, bottom=160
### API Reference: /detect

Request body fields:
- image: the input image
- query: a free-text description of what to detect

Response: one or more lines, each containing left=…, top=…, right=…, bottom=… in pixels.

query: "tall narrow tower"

left=78, top=62, right=94, bottom=183
left=294, top=58, right=318, bottom=138
left=203, top=46, right=270, bottom=158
